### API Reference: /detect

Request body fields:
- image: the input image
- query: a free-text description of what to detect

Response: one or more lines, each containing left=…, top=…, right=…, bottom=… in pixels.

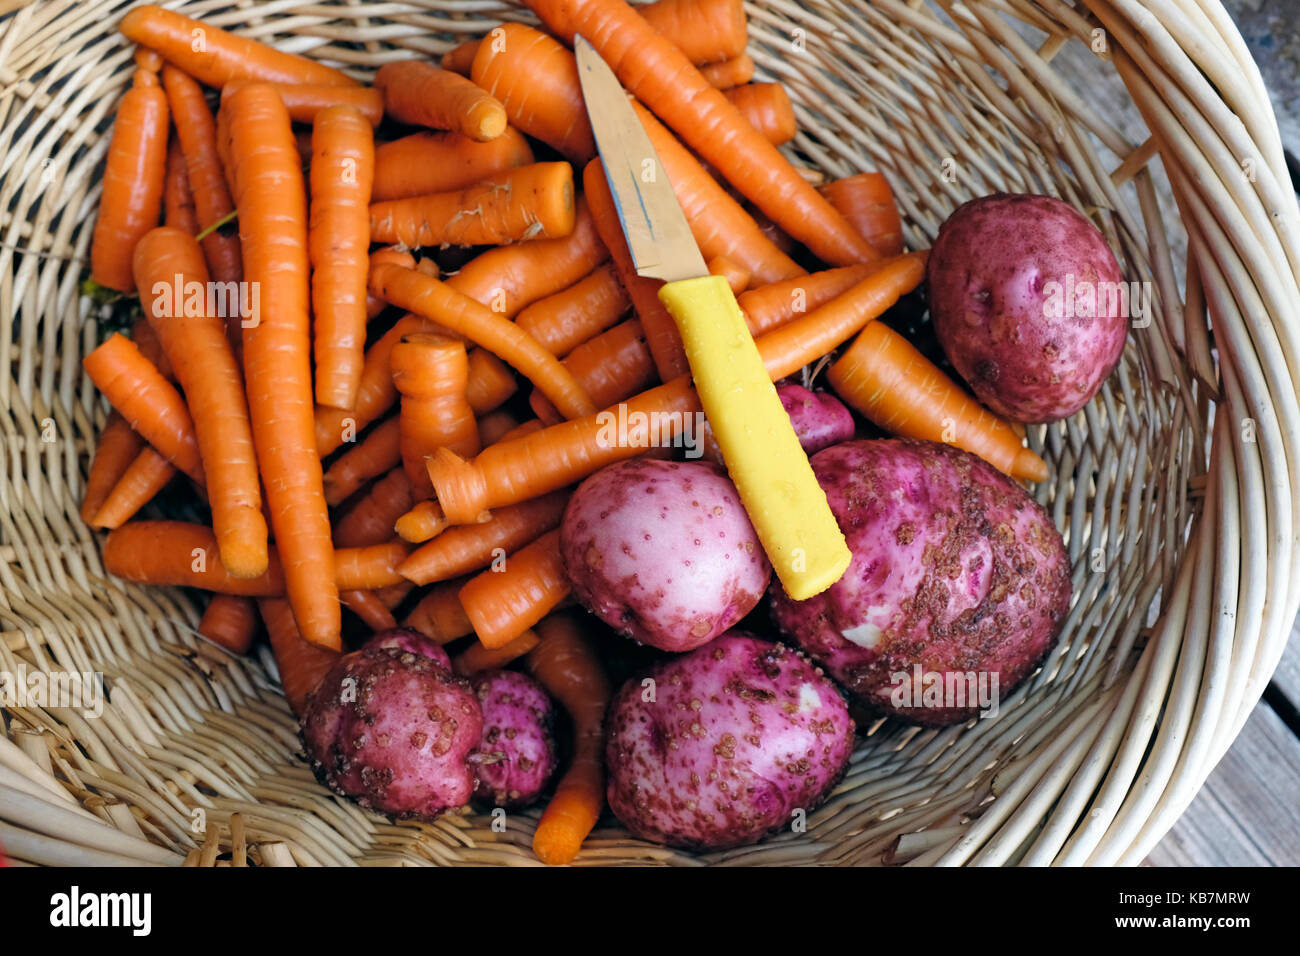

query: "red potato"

left=776, top=382, right=855, bottom=454
left=604, top=633, right=854, bottom=849
left=365, top=626, right=451, bottom=672
left=770, top=439, right=1071, bottom=726
left=927, top=194, right=1129, bottom=423
left=560, top=460, right=771, bottom=653
left=470, top=670, right=558, bottom=808
left=300, top=646, right=482, bottom=820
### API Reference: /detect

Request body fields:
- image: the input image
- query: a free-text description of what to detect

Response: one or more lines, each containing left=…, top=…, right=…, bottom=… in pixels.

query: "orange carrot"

left=707, top=254, right=750, bottom=294
left=341, top=589, right=398, bottom=630
left=441, top=40, right=480, bottom=76
left=259, top=598, right=341, bottom=717
left=369, top=162, right=575, bottom=247
left=82, top=333, right=204, bottom=484
left=323, top=417, right=401, bottom=507
left=530, top=319, right=656, bottom=425
left=376, top=581, right=415, bottom=610
left=365, top=247, right=414, bottom=318
left=394, top=500, right=451, bottom=544
left=738, top=258, right=908, bottom=336
left=515, top=262, right=629, bottom=357
left=827, top=321, right=1048, bottom=482
left=470, top=23, right=596, bottom=163
left=120, top=5, right=358, bottom=88
left=391, top=334, right=481, bottom=498
left=452, top=630, right=541, bottom=676
left=222, top=81, right=383, bottom=126
left=226, top=83, right=339, bottom=649
left=444, top=195, right=607, bottom=316
left=369, top=261, right=596, bottom=420
left=370, top=129, right=534, bottom=202
left=699, top=53, right=754, bottom=89
left=135, top=226, right=268, bottom=577
left=458, top=529, right=569, bottom=649
left=310, top=105, right=375, bottom=409
left=375, top=60, right=507, bottom=141
left=402, top=579, right=474, bottom=643
left=128, top=316, right=174, bottom=380
left=198, top=594, right=258, bottom=655
left=333, top=539, right=409, bottom=590
left=163, top=138, right=201, bottom=235
left=90, top=447, right=177, bottom=529
left=476, top=409, right=522, bottom=447
left=723, top=82, right=796, bottom=145
left=105, top=521, right=285, bottom=595
left=821, top=172, right=905, bottom=258
left=528, top=611, right=611, bottom=865
left=334, top=467, right=415, bottom=547
left=90, top=58, right=168, bottom=292
left=641, top=0, right=748, bottom=65
left=398, top=490, right=569, bottom=585
left=81, top=412, right=143, bottom=523
left=465, top=349, right=519, bottom=415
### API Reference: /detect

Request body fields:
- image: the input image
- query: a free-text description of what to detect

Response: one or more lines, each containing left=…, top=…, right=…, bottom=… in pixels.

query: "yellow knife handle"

left=658, top=274, right=851, bottom=601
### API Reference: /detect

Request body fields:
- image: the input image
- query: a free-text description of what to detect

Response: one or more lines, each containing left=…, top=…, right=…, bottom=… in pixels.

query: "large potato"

left=771, top=439, right=1071, bottom=726
left=928, top=193, right=1129, bottom=423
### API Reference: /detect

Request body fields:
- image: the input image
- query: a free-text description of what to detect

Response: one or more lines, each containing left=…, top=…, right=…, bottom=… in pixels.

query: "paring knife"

left=574, top=35, right=850, bottom=600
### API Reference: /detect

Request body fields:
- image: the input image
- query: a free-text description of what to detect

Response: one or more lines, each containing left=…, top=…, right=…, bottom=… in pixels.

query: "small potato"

left=777, top=382, right=855, bottom=454
left=470, top=670, right=558, bottom=808
left=365, top=626, right=451, bottom=672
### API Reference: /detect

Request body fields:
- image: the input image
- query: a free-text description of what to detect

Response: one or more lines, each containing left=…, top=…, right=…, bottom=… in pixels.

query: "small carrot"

left=128, top=316, right=174, bottom=380
left=370, top=128, right=534, bottom=202
left=135, top=226, right=268, bottom=577
left=369, top=162, right=575, bottom=247
left=402, top=578, right=474, bottom=643
left=310, top=105, right=375, bottom=410
left=365, top=247, right=414, bottom=319
left=120, top=5, right=358, bottom=89
left=528, top=611, right=611, bottom=865
left=707, top=254, right=751, bottom=294
left=334, top=467, right=415, bottom=548
left=723, top=82, right=797, bottom=145
left=640, top=0, right=748, bottom=65
left=163, top=138, right=201, bottom=235
left=441, top=39, right=480, bottom=76
left=90, top=446, right=176, bottom=529
left=105, top=521, right=284, bottom=595
left=197, top=594, right=259, bottom=655
left=530, top=319, right=656, bottom=425
left=820, top=172, right=905, bottom=258
left=827, top=321, right=1048, bottom=482
left=259, top=598, right=341, bottom=717
left=391, top=334, right=480, bottom=499
left=81, top=412, right=143, bottom=524
left=375, top=60, right=507, bottom=141
left=323, top=417, right=402, bottom=507
left=334, top=540, right=409, bottom=590
left=699, top=53, right=754, bottom=89
left=369, top=260, right=596, bottom=421
left=341, top=589, right=398, bottom=631
left=82, top=333, right=204, bottom=484
left=222, top=81, right=383, bottom=126
left=515, top=262, right=629, bottom=357
left=398, top=490, right=569, bottom=585
left=90, top=57, right=168, bottom=292
left=458, top=529, right=569, bottom=649
left=394, top=500, right=451, bottom=544
left=476, top=409, right=522, bottom=447
left=738, top=258, right=912, bottom=337
left=452, top=629, right=541, bottom=677
left=465, top=349, right=519, bottom=416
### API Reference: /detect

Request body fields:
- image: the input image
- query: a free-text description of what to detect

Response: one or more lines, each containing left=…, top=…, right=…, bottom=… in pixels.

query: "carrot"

left=394, top=500, right=451, bottom=544
left=371, top=129, right=534, bottom=202
left=530, top=0, right=875, bottom=265
left=428, top=258, right=928, bottom=519
left=310, top=105, right=375, bottom=410
left=723, top=82, right=796, bottom=146
left=392, top=334, right=481, bottom=498
left=441, top=40, right=480, bottom=76
left=259, top=598, right=341, bottom=717
left=341, top=589, right=397, bottom=631
left=515, top=262, right=629, bottom=357
left=444, top=194, right=607, bottom=317
left=333, top=540, right=409, bottom=590
left=128, top=316, right=174, bottom=380
left=465, top=349, right=519, bottom=415
left=402, top=579, right=474, bottom=643
left=90, top=57, right=168, bottom=292
left=452, top=630, right=540, bottom=676
left=222, top=81, right=383, bottom=126
left=376, top=581, right=415, bottom=610
left=374, top=60, right=507, bottom=141
left=369, top=162, right=575, bottom=247
left=119, top=5, right=357, bottom=89
left=476, top=410, right=522, bottom=447
left=827, top=321, right=1048, bottom=482
left=365, top=247, right=414, bottom=319
left=226, top=83, right=339, bottom=649
left=707, top=254, right=750, bottom=294
left=81, top=412, right=143, bottom=523
left=323, top=417, right=401, bottom=507
left=699, top=53, right=754, bottom=89
left=640, top=0, right=747, bottom=65
left=528, top=611, right=611, bottom=865
left=105, top=521, right=284, bottom=596
left=163, top=138, right=201, bottom=235
left=82, top=333, right=204, bottom=484
left=197, top=594, right=258, bottom=655
left=458, top=529, right=569, bottom=649
left=738, top=258, right=912, bottom=337
left=369, top=261, right=596, bottom=421
left=398, top=490, right=569, bottom=585
left=820, top=172, right=905, bottom=258
left=90, top=447, right=176, bottom=529
left=470, top=23, right=596, bottom=163
left=530, top=319, right=656, bottom=425
left=135, top=226, right=269, bottom=577
left=334, top=468, right=415, bottom=548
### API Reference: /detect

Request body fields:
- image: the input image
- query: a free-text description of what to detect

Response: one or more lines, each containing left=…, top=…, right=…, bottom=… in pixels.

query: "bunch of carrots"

left=82, top=0, right=1047, bottom=865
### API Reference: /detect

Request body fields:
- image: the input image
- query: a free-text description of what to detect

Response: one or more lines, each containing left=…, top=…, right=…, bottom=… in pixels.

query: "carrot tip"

left=1015, top=447, right=1050, bottom=484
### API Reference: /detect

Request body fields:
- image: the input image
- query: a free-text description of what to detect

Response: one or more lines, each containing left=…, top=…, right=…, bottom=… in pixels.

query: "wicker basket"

left=1, top=0, right=1297, bottom=868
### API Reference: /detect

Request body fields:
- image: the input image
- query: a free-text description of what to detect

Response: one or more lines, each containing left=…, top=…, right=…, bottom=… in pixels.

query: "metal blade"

left=574, top=35, right=707, bottom=283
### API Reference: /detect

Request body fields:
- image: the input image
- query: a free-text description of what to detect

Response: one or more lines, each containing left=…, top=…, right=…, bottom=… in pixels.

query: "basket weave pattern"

left=1, top=0, right=1297, bottom=866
